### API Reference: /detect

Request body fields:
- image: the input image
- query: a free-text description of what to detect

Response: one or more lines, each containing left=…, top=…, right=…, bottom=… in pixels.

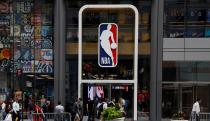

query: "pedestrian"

left=108, top=97, right=115, bottom=107
left=1, top=101, right=6, bottom=120
left=55, top=101, right=64, bottom=113
left=191, top=98, right=201, bottom=121
left=93, top=97, right=99, bottom=120
left=96, top=98, right=108, bottom=120
left=42, top=101, right=48, bottom=113
left=12, top=99, right=20, bottom=121
left=33, top=104, right=45, bottom=121
left=55, top=101, right=64, bottom=121
left=116, top=98, right=126, bottom=117
left=27, top=97, right=34, bottom=120
left=86, top=98, right=94, bottom=121
left=73, top=98, right=81, bottom=121
left=78, top=98, right=83, bottom=120
left=3, top=104, right=12, bottom=121
left=1, top=101, right=6, bottom=111
left=46, top=100, right=51, bottom=112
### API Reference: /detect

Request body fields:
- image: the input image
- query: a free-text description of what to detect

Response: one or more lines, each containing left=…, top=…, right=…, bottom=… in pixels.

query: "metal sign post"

left=78, top=5, right=139, bottom=120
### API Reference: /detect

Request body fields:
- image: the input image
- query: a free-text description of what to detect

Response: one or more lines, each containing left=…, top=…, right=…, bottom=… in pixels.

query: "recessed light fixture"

left=36, top=77, right=44, bottom=80
left=47, top=77, right=54, bottom=80
left=40, top=75, right=49, bottom=77
left=27, top=75, right=34, bottom=77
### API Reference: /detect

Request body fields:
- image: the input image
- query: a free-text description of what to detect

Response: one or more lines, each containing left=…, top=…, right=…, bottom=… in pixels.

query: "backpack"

left=96, top=103, right=104, bottom=119
left=108, top=101, right=115, bottom=107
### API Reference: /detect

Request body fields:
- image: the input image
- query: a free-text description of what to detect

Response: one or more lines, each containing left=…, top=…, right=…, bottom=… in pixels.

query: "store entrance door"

left=82, top=83, right=134, bottom=119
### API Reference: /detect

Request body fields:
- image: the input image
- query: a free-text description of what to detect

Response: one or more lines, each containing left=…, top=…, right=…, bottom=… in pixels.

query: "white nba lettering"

left=101, top=57, right=110, bottom=64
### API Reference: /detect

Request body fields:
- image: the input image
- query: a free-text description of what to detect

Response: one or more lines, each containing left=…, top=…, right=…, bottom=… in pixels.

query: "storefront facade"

left=162, top=0, right=210, bottom=120
left=1, top=0, right=210, bottom=120
left=56, top=0, right=210, bottom=120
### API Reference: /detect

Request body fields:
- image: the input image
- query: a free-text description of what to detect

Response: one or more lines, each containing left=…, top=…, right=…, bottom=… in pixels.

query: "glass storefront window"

left=164, top=0, right=210, bottom=38
left=0, top=0, right=54, bottom=112
left=163, top=61, right=210, bottom=82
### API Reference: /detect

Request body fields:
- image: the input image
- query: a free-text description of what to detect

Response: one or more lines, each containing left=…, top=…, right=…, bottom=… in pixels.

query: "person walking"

left=55, top=101, right=64, bottom=121
left=12, top=99, right=20, bottom=121
left=96, top=98, right=108, bottom=120
left=86, top=98, right=94, bottom=121
left=73, top=98, right=82, bottom=121
left=3, top=106, right=12, bottom=121
left=191, top=98, right=201, bottom=121
left=33, top=104, right=45, bottom=121
left=1, top=101, right=6, bottom=120
left=55, top=101, right=64, bottom=113
left=78, top=98, right=83, bottom=120
left=116, top=98, right=126, bottom=117
left=1, top=101, right=6, bottom=111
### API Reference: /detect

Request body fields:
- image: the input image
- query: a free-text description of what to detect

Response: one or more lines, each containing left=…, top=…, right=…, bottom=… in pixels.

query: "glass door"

left=182, top=85, right=193, bottom=119
left=82, top=83, right=134, bottom=119
left=162, top=83, right=210, bottom=120
left=196, top=85, right=210, bottom=112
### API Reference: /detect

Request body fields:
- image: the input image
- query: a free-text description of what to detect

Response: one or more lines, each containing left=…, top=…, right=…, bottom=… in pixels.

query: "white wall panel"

left=163, top=38, right=185, bottom=48
left=185, top=52, right=210, bottom=61
left=185, top=38, right=210, bottom=48
left=163, top=52, right=184, bottom=61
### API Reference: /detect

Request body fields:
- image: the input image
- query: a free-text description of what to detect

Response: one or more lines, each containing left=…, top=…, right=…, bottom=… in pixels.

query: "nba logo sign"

left=98, top=23, right=118, bottom=67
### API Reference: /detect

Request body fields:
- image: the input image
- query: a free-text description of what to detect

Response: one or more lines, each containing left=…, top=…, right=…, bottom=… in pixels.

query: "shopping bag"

left=82, top=116, right=88, bottom=121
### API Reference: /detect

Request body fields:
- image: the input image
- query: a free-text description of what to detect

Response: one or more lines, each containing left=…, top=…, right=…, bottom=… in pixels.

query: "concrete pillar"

left=150, top=0, right=163, bottom=120
left=54, top=0, right=66, bottom=106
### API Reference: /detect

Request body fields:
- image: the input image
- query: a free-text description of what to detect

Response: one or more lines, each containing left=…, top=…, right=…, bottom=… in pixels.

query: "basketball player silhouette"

left=100, top=24, right=117, bottom=66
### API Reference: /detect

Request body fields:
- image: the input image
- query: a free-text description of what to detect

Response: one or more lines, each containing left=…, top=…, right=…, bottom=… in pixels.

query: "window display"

left=10, top=0, right=54, bottom=74
left=164, top=1, right=210, bottom=38
left=0, top=0, right=54, bottom=109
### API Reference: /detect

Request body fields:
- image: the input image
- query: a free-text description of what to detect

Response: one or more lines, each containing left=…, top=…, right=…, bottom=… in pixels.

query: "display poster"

left=88, top=86, right=104, bottom=100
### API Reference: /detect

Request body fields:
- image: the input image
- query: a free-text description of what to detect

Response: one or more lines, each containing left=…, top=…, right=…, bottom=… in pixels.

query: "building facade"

left=0, top=0, right=210, bottom=120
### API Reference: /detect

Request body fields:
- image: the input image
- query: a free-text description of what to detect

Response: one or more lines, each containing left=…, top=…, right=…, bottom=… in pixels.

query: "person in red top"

left=138, top=91, right=145, bottom=111
left=33, top=104, right=45, bottom=121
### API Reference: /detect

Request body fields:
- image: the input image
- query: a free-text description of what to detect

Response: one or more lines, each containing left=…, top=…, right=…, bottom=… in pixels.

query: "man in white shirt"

left=55, top=101, right=64, bottom=113
left=102, top=98, right=109, bottom=110
left=12, top=99, right=20, bottom=121
left=55, top=101, right=64, bottom=121
left=192, top=98, right=201, bottom=121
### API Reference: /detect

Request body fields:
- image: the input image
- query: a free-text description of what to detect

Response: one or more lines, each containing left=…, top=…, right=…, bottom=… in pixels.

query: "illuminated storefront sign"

left=98, top=23, right=118, bottom=67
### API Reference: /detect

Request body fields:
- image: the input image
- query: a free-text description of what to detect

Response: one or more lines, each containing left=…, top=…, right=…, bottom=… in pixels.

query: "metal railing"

left=191, top=112, right=210, bottom=121
left=32, top=112, right=71, bottom=121
left=0, top=112, right=71, bottom=121
left=0, top=111, right=3, bottom=120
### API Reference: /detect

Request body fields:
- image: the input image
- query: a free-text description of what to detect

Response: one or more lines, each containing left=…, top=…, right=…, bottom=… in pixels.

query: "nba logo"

left=98, top=23, right=118, bottom=67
